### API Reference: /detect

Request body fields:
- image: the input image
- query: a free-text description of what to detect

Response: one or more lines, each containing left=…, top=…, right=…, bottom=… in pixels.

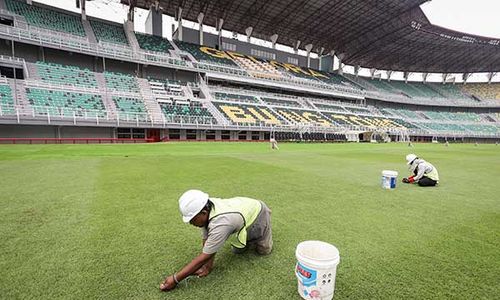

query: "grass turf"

left=0, top=142, right=499, bottom=299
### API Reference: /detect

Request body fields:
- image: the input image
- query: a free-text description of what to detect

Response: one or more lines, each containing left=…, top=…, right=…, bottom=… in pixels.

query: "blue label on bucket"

left=390, top=177, right=396, bottom=188
left=296, top=262, right=317, bottom=287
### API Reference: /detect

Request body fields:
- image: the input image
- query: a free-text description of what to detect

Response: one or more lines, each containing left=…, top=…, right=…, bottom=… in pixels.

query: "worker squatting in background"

left=402, top=154, right=440, bottom=187
left=160, top=190, right=273, bottom=291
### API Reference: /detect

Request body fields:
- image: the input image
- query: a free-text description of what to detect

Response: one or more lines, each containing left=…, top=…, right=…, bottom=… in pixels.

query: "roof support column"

left=329, top=50, right=335, bottom=73
left=294, top=40, right=301, bottom=55
left=317, top=47, right=324, bottom=70
left=245, top=27, right=253, bottom=43
left=462, top=73, right=471, bottom=85
left=404, top=72, right=411, bottom=83
left=370, top=68, right=377, bottom=79
left=487, top=72, right=497, bottom=84
left=386, top=70, right=393, bottom=82
left=305, top=44, right=313, bottom=68
left=354, top=65, right=360, bottom=77
left=270, top=34, right=278, bottom=49
left=145, top=1, right=162, bottom=36
left=177, top=7, right=183, bottom=41
left=422, top=73, right=428, bottom=83
left=79, top=0, right=87, bottom=20
left=216, top=18, right=224, bottom=48
left=197, top=13, right=204, bottom=45
left=442, top=73, right=448, bottom=84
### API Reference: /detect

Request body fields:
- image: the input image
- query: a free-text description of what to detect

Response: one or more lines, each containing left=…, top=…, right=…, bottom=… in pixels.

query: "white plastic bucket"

left=295, top=241, right=340, bottom=300
left=381, top=170, right=398, bottom=189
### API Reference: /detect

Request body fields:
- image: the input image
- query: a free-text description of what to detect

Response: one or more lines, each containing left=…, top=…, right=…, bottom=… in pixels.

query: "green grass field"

left=0, top=142, right=499, bottom=299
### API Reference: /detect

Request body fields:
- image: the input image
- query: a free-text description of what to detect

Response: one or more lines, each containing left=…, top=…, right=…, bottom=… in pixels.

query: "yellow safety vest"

left=209, top=197, right=262, bottom=248
left=426, top=162, right=439, bottom=181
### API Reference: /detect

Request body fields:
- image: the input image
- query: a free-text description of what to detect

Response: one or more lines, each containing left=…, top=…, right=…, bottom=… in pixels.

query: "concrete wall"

left=0, top=125, right=114, bottom=138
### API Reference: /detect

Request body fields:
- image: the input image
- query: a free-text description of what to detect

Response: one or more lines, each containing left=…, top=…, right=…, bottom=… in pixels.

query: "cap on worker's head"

left=406, top=153, right=417, bottom=165
left=178, top=189, right=209, bottom=223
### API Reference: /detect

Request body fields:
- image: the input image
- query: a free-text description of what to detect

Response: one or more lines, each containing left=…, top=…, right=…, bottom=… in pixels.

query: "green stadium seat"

left=6, top=0, right=86, bottom=36
left=0, top=85, right=15, bottom=115
left=36, top=61, right=97, bottom=88
left=160, top=102, right=216, bottom=124
left=104, top=72, right=139, bottom=93
left=26, top=88, right=105, bottom=117
left=175, top=41, right=238, bottom=67
left=112, top=96, right=148, bottom=121
left=213, top=92, right=258, bottom=104
left=90, top=20, right=128, bottom=45
left=135, top=32, right=173, bottom=52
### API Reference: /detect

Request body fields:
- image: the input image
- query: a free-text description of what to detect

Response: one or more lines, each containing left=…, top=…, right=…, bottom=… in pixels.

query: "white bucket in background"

left=295, top=241, right=340, bottom=300
left=381, top=170, right=398, bottom=189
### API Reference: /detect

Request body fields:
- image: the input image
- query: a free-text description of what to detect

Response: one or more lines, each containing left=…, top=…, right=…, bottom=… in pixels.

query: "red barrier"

left=0, top=138, right=155, bottom=144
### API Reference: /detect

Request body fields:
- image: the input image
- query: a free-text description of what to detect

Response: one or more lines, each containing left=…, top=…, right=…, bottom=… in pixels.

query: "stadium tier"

left=90, top=20, right=128, bottom=45
left=26, top=88, right=105, bottom=117
left=35, top=61, right=97, bottom=88
left=461, top=83, right=500, bottom=101
left=135, top=32, right=174, bottom=53
left=6, top=0, right=86, bottom=36
left=175, top=41, right=239, bottom=67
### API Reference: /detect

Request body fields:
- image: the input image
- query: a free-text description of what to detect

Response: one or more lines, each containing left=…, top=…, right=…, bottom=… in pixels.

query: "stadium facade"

left=0, top=0, right=499, bottom=143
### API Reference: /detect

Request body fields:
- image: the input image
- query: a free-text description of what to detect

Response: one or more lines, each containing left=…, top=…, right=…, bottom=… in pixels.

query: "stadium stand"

left=273, top=108, right=332, bottom=127
left=90, top=20, right=129, bottom=45
left=321, top=112, right=411, bottom=129
left=135, top=32, right=174, bottom=53
left=213, top=92, right=259, bottom=104
left=428, top=83, right=472, bottom=100
left=26, top=88, right=105, bottom=117
left=6, top=0, right=86, bottom=36
left=35, top=61, right=97, bottom=88
left=112, top=96, right=147, bottom=120
left=104, top=72, right=139, bottom=93
left=149, top=78, right=185, bottom=98
left=160, top=102, right=216, bottom=124
left=231, top=57, right=283, bottom=79
left=261, top=97, right=303, bottom=108
left=175, top=41, right=239, bottom=67
left=213, top=102, right=284, bottom=126
left=461, top=83, right=500, bottom=100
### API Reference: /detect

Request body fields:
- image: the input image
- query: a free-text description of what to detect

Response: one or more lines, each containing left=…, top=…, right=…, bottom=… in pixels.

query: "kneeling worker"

left=160, top=190, right=273, bottom=291
left=402, top=154, right=439, bottom=187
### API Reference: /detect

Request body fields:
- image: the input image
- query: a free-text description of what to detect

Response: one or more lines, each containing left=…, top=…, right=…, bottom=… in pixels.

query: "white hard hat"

left=406, top=153, right=417, bottom=165
left=178, top=190, right=209, bottom=223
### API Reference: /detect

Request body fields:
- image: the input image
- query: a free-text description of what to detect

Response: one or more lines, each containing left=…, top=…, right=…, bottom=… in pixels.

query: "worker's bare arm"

left=160, top=252, right=215, bottom=291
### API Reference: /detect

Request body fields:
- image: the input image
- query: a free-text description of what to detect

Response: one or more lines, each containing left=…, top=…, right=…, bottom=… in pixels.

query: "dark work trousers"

left=417, top=176, right=437, bottom=187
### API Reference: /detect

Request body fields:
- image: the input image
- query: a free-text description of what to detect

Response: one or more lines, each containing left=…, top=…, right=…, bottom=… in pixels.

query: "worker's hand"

left=194, top=264, right=212, bottom=277
left=160, top=275, right=176, bottom=291
left=402, top=178, right=410, bottom=183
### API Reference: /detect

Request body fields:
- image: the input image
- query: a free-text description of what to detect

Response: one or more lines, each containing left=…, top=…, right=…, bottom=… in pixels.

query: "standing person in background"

left=402, top=154, right=439, bottom=187
left=270, top=137, right=279, bottom=150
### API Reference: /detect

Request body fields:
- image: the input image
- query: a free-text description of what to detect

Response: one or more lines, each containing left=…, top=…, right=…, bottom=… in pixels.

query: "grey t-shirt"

left=201, top=213, right=244, bottom=254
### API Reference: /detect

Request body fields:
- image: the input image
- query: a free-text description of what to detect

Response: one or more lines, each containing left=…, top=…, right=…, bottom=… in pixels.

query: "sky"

left=35, top=0, right=500, bottom=82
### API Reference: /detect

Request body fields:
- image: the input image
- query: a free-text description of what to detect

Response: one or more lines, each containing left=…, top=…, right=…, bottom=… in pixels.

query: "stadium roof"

left=124, top=0, right=500, bottom=73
